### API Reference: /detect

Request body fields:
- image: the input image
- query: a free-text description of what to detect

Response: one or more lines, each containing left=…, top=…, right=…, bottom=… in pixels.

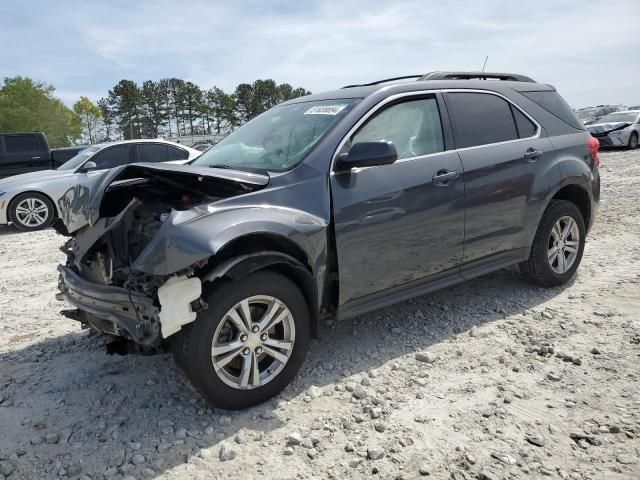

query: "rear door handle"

left=523, top=148, right=543, bottom=162
left=32, top=156, right=41, bottom=160
left=432, top=170, right=460, bottom=185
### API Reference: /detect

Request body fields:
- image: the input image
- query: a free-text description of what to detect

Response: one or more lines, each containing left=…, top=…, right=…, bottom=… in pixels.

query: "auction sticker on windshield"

left=304, top=105, right=347, bottom=115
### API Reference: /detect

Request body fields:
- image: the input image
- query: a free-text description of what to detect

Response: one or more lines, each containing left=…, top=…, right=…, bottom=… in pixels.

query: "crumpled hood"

left=0, top=169, right=72, bottom=189
left=586, top=122, right=631, bottom=135
left=57, top=162, right=270, bottom=234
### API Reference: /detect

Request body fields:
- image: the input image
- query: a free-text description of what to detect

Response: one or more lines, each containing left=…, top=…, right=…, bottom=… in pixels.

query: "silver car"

left=0, top=139, right=201, bottom=231
left=586, top=110, right=640, bottom=150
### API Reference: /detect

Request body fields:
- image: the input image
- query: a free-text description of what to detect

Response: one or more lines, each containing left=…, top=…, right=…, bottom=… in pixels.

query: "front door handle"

left=523, top=148, right=543, bottom=162
left=432, top=170, right=460, bottom=186
left=32, top=156, right=41, bottom=160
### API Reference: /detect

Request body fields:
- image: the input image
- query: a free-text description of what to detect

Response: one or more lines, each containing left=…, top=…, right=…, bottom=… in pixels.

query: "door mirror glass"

left=81, top=161, right=97, bottom=172
left=335, top=141, right=398, bottom=171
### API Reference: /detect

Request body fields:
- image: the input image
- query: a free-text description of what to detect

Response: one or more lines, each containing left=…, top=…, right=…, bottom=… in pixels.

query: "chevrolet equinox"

left=55, top=71, right=600, bottom=409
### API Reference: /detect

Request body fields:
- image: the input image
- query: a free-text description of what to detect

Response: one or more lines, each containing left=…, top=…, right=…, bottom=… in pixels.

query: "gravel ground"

left=0, top=149, right=639, bottom=480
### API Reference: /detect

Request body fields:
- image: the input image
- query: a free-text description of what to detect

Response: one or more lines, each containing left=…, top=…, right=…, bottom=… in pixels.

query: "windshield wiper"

left=207, top=164, right=269, bottom=175
left=208, top=164, right=236, bottom=170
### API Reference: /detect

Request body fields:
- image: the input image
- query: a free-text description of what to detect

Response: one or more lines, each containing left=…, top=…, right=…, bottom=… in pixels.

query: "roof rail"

left=342, top=75, right=424, bottom=89
left=419, top=71, right=536, bottom=82
left=341, top=71, right=536, bottom=89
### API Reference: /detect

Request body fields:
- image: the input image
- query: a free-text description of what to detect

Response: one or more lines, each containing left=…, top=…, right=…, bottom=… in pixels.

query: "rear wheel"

left=628, top=132, right=638, bottom=150
left=519, top=200, right=586, bottom=287
left=173, top=270, right=310, bottom=410
left=9, top=192, right=55, bottom=232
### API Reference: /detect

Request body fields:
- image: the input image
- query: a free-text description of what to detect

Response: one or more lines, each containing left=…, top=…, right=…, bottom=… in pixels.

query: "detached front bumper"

left=56, top=265, right=161, bottom=345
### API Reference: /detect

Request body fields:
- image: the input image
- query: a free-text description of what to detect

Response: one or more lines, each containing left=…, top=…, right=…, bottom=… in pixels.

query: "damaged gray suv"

left=56, top=72, right=600, bottom=409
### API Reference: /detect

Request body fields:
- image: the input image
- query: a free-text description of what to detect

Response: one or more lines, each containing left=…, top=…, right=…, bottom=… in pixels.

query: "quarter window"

left=511, top=106, right=537, bottom=138
left=447, top=92, right=518, bottom=148
left=168, top=146, right=188, bottom=160
left=519, top=90, right=584, bottom=130
left=352, top=97, right=444, bottom=159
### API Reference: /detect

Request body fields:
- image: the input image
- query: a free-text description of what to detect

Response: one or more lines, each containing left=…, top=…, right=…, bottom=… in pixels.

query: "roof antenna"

left=481, top=56, right=488, bottom=72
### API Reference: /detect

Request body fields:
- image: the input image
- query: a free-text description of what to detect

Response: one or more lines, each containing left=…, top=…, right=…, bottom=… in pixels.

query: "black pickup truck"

left=0, top=132, right=88, bottom=179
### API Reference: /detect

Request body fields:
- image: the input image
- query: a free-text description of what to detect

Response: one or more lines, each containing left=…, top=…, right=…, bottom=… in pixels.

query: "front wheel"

left=173, top=270, right=310, bottom=410
left=519, top=200, right=586, bottom=287
left=628, top=132, right=638, bottom=150
left=9, top=192, right=55, bottom=232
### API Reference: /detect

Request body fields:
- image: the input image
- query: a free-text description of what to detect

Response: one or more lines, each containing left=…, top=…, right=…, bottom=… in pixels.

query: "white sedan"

left=0, top=139, right=201, bottom=231
left=586, top=110, right=640, bottom=149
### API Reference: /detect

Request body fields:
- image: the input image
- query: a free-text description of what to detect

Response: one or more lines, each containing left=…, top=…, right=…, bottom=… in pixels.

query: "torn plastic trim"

left=56, top=265, right=160, bottom=345
left=68, top=198, right=141, bottom=269
left=157, top=275, right=202, bottom=338
left=203, top=251, right=309, bottom=283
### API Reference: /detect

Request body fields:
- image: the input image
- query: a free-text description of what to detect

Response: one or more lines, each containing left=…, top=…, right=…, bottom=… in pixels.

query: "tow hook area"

left=158, top=275, right=203, bottom=338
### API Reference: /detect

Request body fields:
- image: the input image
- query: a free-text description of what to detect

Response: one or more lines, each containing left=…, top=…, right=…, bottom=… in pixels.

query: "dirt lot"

left=0, top=149, right=638, bottom=480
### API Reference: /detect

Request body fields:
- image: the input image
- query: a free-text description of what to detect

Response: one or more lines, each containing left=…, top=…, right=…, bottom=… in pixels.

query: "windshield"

left=57, top=146, right=102, bottom=171
left=576, top=109, right=597, bottom=120
left=191, top=99, right=359, bottom=172
left=595, top=112, right=638, bottom=124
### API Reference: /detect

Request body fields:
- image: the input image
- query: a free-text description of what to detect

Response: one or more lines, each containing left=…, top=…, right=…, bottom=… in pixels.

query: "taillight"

left=588, top=135, right=600, bottom=167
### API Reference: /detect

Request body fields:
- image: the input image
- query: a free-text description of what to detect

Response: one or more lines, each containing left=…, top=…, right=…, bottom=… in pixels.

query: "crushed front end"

left=586, top=122, right=633, bottom=148
left=57, top=263, right=166, bottom=346
left=55, top=163, right=269, bottom=351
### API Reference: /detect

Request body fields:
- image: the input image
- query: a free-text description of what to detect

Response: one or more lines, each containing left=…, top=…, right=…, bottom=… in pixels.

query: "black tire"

left=173, top=270, right=310, bottom=410
left=628, top=132, right=638, bottom=150
left=519, top=200, right=586, bottom=287
left=8, top=192, right=55, bottom=232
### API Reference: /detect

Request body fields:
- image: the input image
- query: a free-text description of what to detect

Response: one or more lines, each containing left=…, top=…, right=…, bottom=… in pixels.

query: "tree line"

left=0, top=76, right=311, bottom=147
left=88, top=78, right=311, bottom=143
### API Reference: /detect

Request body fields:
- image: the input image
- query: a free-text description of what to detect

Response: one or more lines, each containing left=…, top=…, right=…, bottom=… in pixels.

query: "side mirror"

left=334, top=141, right=398, bottom=172
left=81, top=161, right=97, bottom=172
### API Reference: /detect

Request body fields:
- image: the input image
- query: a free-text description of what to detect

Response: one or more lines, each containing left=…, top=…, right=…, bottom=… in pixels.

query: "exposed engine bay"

left=77, top=179, right=211, bottom=286
left=55, top=164, right=270, bottom=350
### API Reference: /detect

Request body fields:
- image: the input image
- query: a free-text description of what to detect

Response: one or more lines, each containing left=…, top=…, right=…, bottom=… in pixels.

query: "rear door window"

left=137, top=143, right=169, bottom=163
left=4, top=134, right=41, bottom=153
left=447, top=92, right=518, bottom=148
left=168, top=146, right=189, bottom=160
left=92, top=145, right=131, bottom=169
left=352, top=97, right=444, bottom=158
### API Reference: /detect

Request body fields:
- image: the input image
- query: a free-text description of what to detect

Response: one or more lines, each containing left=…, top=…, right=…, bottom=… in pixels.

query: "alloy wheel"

left=211, top=295, right=295, bottom=390
left=14, top=197, right=50, bottom=228
left=548, top=215, right=580, bottom=274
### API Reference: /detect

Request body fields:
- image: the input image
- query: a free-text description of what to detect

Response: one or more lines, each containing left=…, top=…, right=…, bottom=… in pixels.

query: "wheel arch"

left=7, top=190, right=59, bottom=221
left=199, top=233, right=320, bottom=338
left=548, top=183, right=592, bottom=231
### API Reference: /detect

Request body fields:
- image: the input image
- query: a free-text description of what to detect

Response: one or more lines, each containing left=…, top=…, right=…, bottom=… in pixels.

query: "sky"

left=1, top=0, right=639, bottom=109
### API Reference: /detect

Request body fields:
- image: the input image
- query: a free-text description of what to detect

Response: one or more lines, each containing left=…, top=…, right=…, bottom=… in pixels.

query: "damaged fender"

left=131, top=204, right=327, bottom=276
